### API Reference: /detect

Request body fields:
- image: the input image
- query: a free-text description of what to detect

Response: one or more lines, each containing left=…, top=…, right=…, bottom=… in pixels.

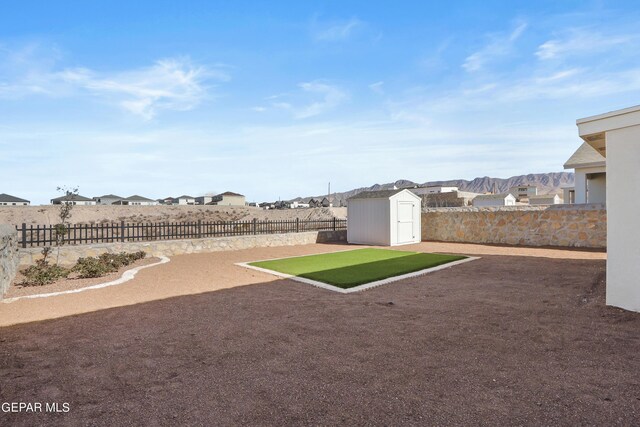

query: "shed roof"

left=348, top=189, right=416, bottom=200
left=0, top=193, right=30, bottom=203
left=564, top=142, right=606, bottom=169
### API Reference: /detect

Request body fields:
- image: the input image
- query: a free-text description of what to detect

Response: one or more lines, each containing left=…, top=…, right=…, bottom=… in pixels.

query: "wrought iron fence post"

left=120, top=221, right=125, bottom=243
left=333, top=217, right=336, bottom=231
left=197, top=219, right=202, bottom=239
left=296, top=218, right=299, bottom=233
left=21, top=222, right=26, bottom=248
left=252, top=218, right=257, bottom=235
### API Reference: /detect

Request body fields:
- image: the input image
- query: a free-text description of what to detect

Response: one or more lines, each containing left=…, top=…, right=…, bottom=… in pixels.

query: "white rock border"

left=236, top=253, right=480, bottom=294
left=2, top=256, right=170, bottom=303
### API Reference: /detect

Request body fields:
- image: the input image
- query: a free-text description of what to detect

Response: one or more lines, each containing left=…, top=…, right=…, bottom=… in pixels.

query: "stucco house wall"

left=576, top=105, right=640, bottom=312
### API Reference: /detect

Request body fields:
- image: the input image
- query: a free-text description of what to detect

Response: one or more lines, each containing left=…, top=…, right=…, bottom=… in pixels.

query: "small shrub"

left=73, top=256, right=113, bottom=278
left=20, top=259, right=70, bottom=286
left=72, top=251, right=146, bottom=279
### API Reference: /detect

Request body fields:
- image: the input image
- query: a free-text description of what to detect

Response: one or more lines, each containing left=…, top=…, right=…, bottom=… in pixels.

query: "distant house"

left=422, top=190, right=481, bottom=207
left=472, top=193, right=516, bottom=207
left=274, top=200, right=291, bottom=209
left=508, top=185, right=537, bottom=202
left=94, top=194, right=123, bottom=205
left=177, top=195, right=195, bottom=205
left=308, top=198, right=319, bottom=208
left=563, top=141, right=606, bottom=204
left=113, top=195, right=158, bottom=206
left=51, top=194, right=96, bottom=205
left=0, top=193, right=30, bottom=206
left=160, top=197, right=176, bottom=205
left=411, top=186, right=458, bottom=195
left=320, top=197, right=331, bottom=207
left=195, top=196, right=213, bottom=205
left=529, top=194, right=563, bottom=205
left=290, top=201, right=310, bottom=208
left=259, top=202, right=274, bottom=210
left=207, top=192, right=246, bottom=206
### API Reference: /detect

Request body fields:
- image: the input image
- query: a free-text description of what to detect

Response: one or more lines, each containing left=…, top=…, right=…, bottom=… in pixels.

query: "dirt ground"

left=0, top=205, right=346, bottom=226
left=0, top=242, right=606, bottom=327
left=5, top=257, right=161, bottom=300
left=1, top=243, right=637, bottom=426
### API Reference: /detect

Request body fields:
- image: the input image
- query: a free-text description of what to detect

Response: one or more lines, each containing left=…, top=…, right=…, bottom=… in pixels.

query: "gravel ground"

left=0, top=250, right=638, bottom=426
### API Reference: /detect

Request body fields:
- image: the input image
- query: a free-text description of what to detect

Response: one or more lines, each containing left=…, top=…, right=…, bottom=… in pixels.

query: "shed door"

left=397, top=201, right=415, bottom=244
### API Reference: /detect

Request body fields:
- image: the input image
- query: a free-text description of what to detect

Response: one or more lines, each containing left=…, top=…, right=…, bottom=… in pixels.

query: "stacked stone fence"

left=19, top=229, right=347, bottom=266
left=421, top=204, right=606, bottom=248
left=1, top=224, right=20, bottom=299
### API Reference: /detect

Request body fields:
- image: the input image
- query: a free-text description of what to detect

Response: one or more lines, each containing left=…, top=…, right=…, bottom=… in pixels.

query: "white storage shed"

left=347, top=189, right=422, bottom=246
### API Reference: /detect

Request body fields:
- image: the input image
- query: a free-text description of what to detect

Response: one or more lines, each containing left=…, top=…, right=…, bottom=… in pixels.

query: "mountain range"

left=293, top=172, right=575, bottom=206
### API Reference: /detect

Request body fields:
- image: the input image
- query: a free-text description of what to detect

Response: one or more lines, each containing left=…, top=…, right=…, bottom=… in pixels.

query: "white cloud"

left=294, top=81, right=348, bottom=118
left=0, top=42, right=66, bottom=97
left=536, top=29, right=634, bottom=60
left=0, top=44, right=227, bottom=119
left=369, top=81, right=384, bottom=94
left=313, top=18, right=362, bottom=42
left=57, top=58, right=225, bottom=119
left=271, top=81, right=348, bottom=119
left=463, top=21, right=527, bottom=72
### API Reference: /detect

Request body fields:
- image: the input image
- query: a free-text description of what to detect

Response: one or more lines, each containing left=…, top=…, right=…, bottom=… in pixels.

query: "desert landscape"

left=0, top=205, right=347, bottom=227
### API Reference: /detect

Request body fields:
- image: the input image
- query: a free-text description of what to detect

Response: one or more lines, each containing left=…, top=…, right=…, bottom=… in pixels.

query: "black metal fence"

left=17, top=218, right=347, bottom=248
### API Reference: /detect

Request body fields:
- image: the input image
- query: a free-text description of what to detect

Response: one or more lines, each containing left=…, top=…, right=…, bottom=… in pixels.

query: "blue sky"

left=2, top=1, right=639, bottom=204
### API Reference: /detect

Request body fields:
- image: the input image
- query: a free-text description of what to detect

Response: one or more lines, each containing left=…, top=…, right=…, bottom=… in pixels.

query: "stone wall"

left=421, top=204, right=606, bottom=248
left=19, top=229, right=347, bottom=266
left=0, top=224, right=20, bottom=298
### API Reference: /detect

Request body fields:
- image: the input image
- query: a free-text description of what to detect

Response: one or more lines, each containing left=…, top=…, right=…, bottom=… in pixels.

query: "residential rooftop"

left=0, top=193, right=30, bottom=203
left=564, top=142, right=606, bottom=169
left=125, top=195, right=155, bottom=202
left=218, top=191, right=245, bottom=197
left=51, top=194, right=94, bottom=202
left=95, top=194, right=123, bottom=199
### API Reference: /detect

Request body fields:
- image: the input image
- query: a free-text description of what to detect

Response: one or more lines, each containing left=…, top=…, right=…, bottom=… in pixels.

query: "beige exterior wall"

left=422, top=205, right=606, bottom=248
left=602, top=125, right=640, bottom=311
left=577, top=105, right=640, bottom=312
left=19, top=230, right=347, bottom=266
left=574, top=166, right=606, bottom=204
left=217, top=195, right=246, bottom=206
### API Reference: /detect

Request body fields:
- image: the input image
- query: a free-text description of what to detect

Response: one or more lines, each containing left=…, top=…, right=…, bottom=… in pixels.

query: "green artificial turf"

left=249, top=248, right=466, bottom=289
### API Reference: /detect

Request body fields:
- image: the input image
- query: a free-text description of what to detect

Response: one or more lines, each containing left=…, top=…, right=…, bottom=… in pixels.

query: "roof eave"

left=563, top=161, right=606, bottom=170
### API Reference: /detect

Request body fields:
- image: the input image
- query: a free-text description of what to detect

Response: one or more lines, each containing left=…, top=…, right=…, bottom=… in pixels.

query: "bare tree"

left=54, top=186, right=79, bottom=264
